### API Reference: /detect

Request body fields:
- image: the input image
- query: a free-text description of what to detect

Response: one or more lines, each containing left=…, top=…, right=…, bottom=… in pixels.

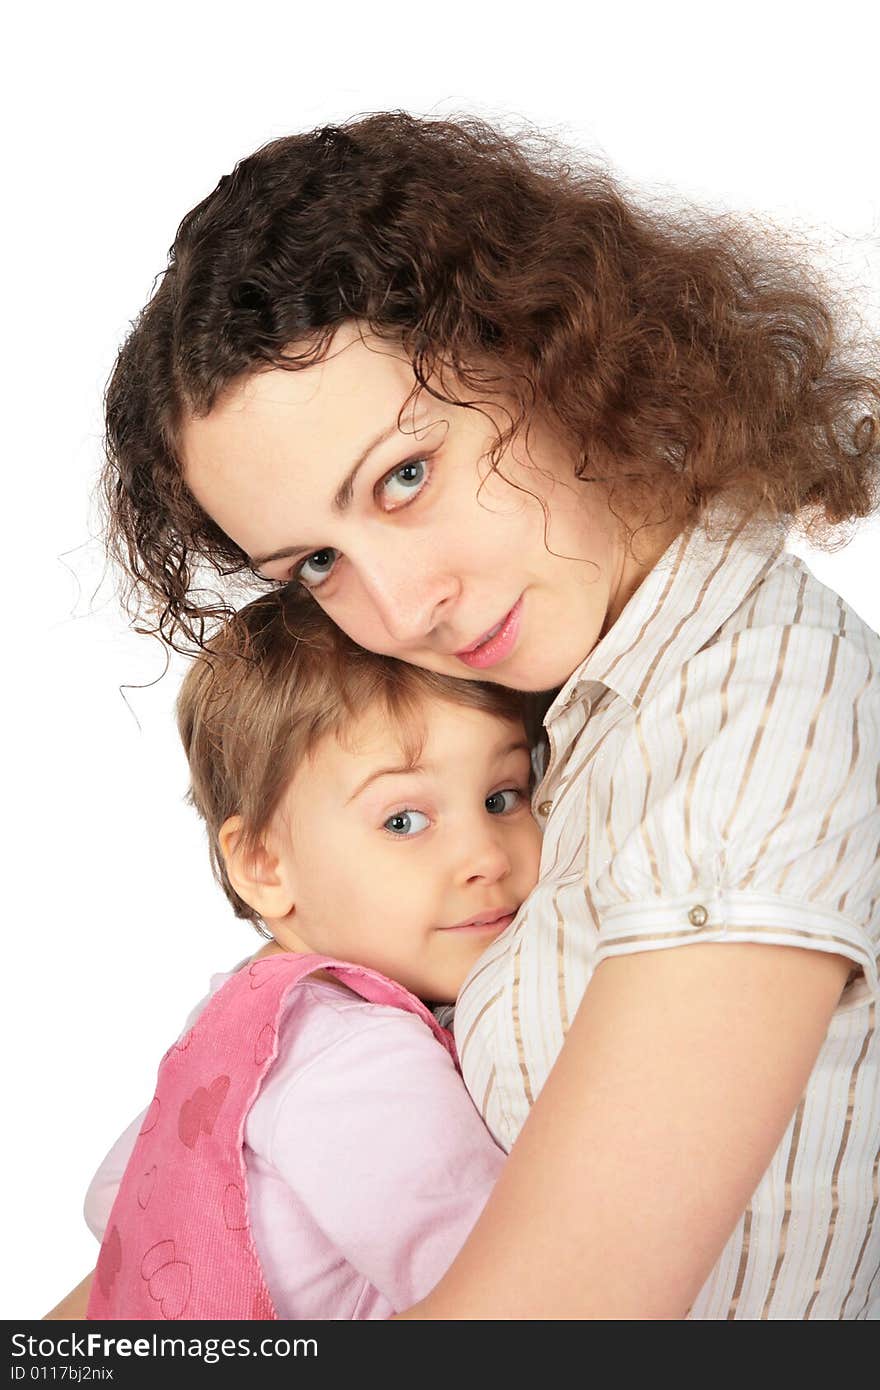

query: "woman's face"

left=181, top=322, right=666, bottom=691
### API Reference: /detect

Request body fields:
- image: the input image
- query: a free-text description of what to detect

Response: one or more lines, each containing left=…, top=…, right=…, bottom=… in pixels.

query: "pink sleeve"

left=250, top=1004, right=506, bottom=1310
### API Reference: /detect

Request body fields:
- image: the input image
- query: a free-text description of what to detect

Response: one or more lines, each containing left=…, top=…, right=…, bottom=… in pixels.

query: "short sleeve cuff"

left=594, top=889, right=878, bottom=1001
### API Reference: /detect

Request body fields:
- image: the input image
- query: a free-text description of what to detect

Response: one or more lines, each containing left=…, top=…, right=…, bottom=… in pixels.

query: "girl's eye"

left=378, top=458, right=430, bottom=509
left=485, top=788, right=524, bottom=815
left=383, top=809, right=431, bottom=837
left=296, top=547, right=339, bottom=589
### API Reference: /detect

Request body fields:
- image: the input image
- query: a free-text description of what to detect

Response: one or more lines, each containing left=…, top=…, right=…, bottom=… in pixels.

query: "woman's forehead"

left=182, top=327, right=417, bottom=472
left=178, top=326, right=427, bottom=549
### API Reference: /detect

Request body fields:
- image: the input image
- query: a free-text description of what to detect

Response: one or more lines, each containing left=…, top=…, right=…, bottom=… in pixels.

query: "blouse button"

left=688, top=904, right=709, bottom=927
left=537, top=800, right=553, bottom=817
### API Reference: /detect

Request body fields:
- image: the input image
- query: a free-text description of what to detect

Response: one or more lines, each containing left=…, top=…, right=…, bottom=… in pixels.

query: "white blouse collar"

left=546, top=505, right=787, bottom=724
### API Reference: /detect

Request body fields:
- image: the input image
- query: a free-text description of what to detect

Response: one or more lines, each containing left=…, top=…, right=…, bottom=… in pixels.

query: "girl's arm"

left=397, top=939, right=851, bottom=1319
left=258, top=998, right=507, bottom=1309
left=84, top=1107, right=148, bottom=1240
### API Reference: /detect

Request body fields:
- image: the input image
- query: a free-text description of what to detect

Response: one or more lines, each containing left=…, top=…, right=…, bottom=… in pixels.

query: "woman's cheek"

left=320, top=586, right=396, bottom=656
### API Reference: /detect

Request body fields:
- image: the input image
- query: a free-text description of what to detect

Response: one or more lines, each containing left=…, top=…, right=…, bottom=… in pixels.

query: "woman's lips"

left=455, top=596, right=524, bottom=670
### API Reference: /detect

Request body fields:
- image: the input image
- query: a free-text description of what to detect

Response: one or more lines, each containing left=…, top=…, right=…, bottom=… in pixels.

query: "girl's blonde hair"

left=177, top=585, right=537, bottom=931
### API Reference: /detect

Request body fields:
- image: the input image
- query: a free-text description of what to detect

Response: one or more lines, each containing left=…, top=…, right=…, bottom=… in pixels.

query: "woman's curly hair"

left=102, top=110, right=880, bottom=652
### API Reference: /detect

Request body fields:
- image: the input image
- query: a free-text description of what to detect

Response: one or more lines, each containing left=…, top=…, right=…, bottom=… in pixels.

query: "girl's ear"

left=218, top=815, right=296, bottom=920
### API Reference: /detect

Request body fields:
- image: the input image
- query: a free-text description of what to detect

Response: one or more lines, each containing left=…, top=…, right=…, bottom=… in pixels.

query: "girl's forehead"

left=345, top=701, right=527, bottom=767
left=305, top=699, right=526, bottom=777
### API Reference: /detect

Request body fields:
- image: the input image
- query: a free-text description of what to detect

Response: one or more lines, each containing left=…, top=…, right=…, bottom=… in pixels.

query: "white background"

left=4, top=0, right=878, bottom=1318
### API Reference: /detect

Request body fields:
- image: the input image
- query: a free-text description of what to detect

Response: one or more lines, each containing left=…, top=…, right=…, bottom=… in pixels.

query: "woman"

left=96, top=112, right=878, bottom=1318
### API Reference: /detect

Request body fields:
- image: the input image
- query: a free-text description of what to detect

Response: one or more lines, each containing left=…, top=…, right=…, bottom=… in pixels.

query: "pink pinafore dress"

left=87, top=953, right=457, bottom=1320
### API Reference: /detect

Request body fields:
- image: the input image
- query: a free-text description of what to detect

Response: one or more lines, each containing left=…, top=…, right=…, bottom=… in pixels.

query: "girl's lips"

left=443, top=912, right=516, bottom=933
left=455, top=596, right=524, bottom=670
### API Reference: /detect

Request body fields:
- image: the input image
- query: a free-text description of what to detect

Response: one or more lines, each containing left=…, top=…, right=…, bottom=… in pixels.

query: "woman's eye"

left=296, top=547, right=339, bottom=589
left=378, top=458, right=429, bottom=509
left=291, top=459, right=430, bottom=586
left=383, top=809, right=431, bottom=837
left=485, top=788, right=523, bottom=815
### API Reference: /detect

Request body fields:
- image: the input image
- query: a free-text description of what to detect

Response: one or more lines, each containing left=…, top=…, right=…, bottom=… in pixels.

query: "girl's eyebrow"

left=346, top=763, right=424, bottom=804
left=346, top=739, right=531, bottom=805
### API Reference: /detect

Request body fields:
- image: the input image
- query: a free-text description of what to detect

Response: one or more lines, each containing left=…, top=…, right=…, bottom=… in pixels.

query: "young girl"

left=95, top=112, right=879, bottom=1318
left=82, top=585, right=543, bottom=1319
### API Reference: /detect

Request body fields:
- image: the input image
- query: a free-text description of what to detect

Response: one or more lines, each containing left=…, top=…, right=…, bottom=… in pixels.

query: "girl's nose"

left=461, top=827, right=512, bottom=887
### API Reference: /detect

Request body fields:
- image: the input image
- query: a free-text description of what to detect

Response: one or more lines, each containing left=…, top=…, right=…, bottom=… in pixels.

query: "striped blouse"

left=455, top=510, right=880, bottom=1320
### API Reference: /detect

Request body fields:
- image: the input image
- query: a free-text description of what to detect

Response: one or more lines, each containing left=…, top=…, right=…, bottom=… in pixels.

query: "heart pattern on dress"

left=141, top=1240, right=176, bottom=1281
left=222, top=1182, right=248, bottom=1231
left=254, top=1022, right=276, bottom=1065
left=247, top=960, right=277, bottom=990
left=140, top=1240, right=191, bottom=1320
left=137, top=1165, right=157, bottom=1211
left=178, top=1074, right=230, bottom=1149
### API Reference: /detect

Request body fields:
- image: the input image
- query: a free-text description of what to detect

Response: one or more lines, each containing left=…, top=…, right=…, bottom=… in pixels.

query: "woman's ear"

left=219, top=815, right=296, bottom=920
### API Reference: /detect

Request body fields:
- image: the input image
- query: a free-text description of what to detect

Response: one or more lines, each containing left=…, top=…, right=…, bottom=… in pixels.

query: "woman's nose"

left=358, top=549, right=460, bottom=646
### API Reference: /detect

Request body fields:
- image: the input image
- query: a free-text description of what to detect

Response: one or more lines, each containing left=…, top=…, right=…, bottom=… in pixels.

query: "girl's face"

left=263, top=699, right=543, bottom=1004
left=182, top=321, right=667, bottom=692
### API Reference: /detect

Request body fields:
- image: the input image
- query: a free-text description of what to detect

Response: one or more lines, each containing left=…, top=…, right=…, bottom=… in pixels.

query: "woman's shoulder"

left=633, top=546, right=880, bottom=782
left=643, top=547, right=880, bottom=717
left=720, top=549, right=880, bottom=664
left=556, top=516, right=877, bottom=724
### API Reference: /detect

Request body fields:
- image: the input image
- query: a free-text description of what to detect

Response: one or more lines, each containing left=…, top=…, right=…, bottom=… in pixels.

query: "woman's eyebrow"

left=333, top=421, right=402, bottom=510
left=249, top=419, right=405, bottom=569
